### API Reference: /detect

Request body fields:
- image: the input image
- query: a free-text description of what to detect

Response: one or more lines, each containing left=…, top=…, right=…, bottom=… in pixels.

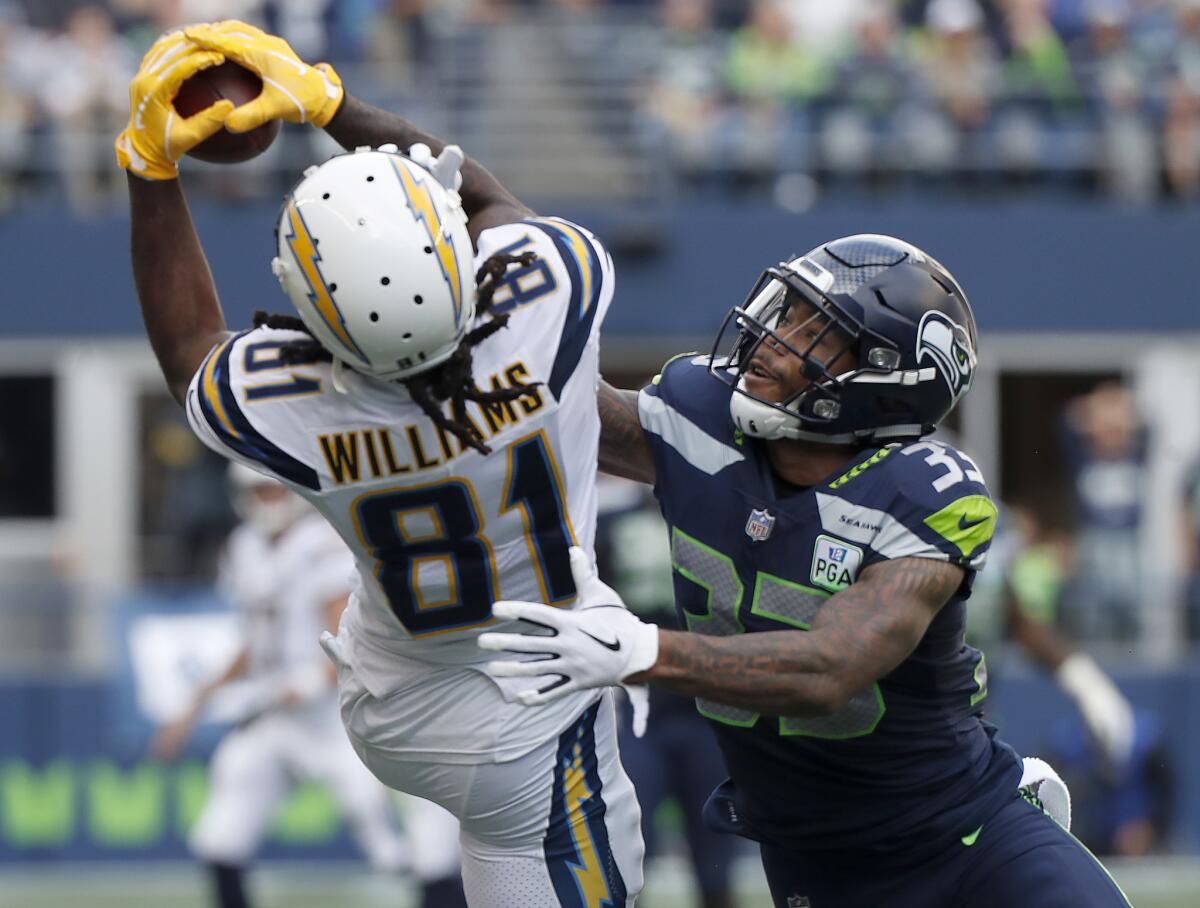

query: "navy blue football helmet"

left=709, top=234, right=978, bottom=444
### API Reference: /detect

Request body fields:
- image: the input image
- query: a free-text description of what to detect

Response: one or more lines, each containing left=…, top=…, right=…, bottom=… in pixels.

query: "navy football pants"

left=759, top=796, right=1132, bottom=908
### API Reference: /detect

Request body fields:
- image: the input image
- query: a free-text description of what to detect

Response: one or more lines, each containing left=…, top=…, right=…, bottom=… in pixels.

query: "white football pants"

left=339, top=672, right=645, bottom=908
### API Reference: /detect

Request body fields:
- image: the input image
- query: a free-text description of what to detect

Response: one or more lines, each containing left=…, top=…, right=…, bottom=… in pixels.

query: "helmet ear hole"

left=369, top=312, right=379, bottom=322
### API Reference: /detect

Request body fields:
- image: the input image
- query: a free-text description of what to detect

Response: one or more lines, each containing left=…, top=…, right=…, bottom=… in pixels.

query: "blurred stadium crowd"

left=6, top=0, right=1200, bottom=213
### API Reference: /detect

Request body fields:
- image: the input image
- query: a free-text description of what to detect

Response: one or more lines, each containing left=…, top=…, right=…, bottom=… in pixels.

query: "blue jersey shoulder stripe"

left=527, top=219, right=606, bottom=399
left=196, top=333, right=321, bottom=491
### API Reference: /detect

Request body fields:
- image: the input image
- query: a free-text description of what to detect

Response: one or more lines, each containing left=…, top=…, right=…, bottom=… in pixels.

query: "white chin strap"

left=331, top=358, right=350, bottom=394
left=729, top=379, right=866, bottom=445
left=729, top=380, right=804, bottom=440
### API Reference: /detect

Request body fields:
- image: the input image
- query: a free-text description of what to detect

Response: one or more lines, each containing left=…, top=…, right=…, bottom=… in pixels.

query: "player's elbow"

left=798, top=674, right=851, bottom=717
left=778, top=658, right=848, bottom=716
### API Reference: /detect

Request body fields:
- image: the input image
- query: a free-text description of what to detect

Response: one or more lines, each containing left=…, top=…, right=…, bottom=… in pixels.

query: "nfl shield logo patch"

left=745, top=508, right=775, bottom=542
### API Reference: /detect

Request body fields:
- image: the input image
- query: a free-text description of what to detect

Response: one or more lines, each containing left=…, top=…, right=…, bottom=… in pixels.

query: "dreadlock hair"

left=257, top=250, right=541, bottom=456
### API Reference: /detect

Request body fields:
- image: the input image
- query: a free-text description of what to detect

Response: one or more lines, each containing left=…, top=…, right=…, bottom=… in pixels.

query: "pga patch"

left=810, top=534, right=863, bottom=592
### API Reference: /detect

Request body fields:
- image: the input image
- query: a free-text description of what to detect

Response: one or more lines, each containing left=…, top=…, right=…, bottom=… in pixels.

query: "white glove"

left=478, top=547, right=659, bottom=736
left=1056, top=653, right=1135, bottom=768
left=1020, top=756, right=1072, bottom=831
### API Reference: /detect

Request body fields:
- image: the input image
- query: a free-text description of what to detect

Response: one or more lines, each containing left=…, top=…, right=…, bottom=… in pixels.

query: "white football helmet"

left=271, top=146, right=476, bottom=382
left=227, top=462, right=308, bottom=536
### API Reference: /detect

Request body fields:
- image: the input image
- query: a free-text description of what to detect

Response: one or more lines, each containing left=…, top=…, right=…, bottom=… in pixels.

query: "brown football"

left=173, top=61, right=281, bottom=164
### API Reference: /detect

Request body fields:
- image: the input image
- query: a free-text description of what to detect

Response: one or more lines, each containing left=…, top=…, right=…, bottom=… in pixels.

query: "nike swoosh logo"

left=958, top=514, right=992, bottom=531
left=582, top=630, right=621, bottom=652
left=961, top=825, right=983, bottom=847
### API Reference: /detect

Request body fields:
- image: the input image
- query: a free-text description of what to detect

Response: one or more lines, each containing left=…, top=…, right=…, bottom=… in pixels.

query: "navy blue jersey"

left=638, top=355, right=1022, bottom=854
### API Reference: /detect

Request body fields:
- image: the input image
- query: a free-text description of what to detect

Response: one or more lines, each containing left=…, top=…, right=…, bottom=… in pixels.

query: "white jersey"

left=186, top=217, right=614, bottom=762
left=219, top=511, right=352, bottom=688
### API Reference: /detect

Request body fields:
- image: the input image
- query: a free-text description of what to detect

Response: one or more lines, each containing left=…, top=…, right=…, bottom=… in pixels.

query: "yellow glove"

left=115, top=31, right=234, bottom=181
left=183, top=20, right=344, bottom=131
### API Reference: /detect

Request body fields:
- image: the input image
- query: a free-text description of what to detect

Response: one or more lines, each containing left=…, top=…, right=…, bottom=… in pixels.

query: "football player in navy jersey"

left=481, top=236, right=1133, bottom=907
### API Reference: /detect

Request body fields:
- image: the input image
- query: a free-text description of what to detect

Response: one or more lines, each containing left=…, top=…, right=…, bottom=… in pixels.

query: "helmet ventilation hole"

left=366, top=175, right=374, bottom=182
left=418, top=352, right=427, bottom=362
left=358, top=218, right=366, bottom=226
left=369, top=312, right=379, bottom=322
left=413, top=295, right=423, bottom=305
left=380, top=276, right=390, bottom=286
left=402, top=332, right=413, bottom=340
left=423, top=246, right=433, bottom=254
left=322, top=192, right=330, bottom=200
left=329, top=282, right=337, bottom=292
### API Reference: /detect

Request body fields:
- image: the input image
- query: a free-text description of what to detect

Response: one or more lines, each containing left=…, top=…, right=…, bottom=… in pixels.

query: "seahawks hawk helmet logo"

left=917, top=311, right=976, bottom=401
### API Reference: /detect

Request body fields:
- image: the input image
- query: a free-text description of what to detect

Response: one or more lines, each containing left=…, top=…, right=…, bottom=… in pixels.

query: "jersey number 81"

left=351, top=432, right=576, bottom=636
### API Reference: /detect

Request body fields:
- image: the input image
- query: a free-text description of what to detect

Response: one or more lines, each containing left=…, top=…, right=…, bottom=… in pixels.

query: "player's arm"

left=480, top=549, right=959, bottom=721
left=181, top=20, right=531, bottom=241
left=116, top=33, right=240, bottom=404
left=1007, top=592, right=1134, bottom=765
left=150, top=645, right=250, bottom=761
left=323, top=95, right=531, bottom=239
left=638, top=557, right=962, bottom=715
left=598, top=380, right=656, bottom=485
left=129, top=177, right=231, bottom=403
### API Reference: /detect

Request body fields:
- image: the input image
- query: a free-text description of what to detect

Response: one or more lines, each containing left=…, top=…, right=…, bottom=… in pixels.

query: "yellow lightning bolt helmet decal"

left=562, top=742, right=613, bottom=908
left=390, top=157, right=465, bottom=325
left=284, top=202, right=369, bottom=364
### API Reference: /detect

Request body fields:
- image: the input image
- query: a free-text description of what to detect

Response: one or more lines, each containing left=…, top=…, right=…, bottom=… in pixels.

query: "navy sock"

left=207, top=861, right=251, bottom=908
left=420, top=874, right=468, bottom=908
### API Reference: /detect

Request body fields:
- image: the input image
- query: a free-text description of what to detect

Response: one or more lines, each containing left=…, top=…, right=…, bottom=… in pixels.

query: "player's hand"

left=150, top=713, right=198, bottom=762
left=1056, top=653, right=1135, bottom=768
left=115, top=31, right=233, bottom=180
left=183, top=20, right=343, bottom=131
left=404, top=142, right=465, bottom=193
left=478, top=547, right=658, bottom=736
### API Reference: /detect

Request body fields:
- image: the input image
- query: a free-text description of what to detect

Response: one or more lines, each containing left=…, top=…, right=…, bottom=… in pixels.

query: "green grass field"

left=1, top=856, right=1197, bottom=908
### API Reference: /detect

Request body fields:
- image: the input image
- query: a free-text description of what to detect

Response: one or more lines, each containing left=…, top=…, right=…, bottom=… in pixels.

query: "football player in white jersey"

left=152, top=464, right=409, bottom=908
left=117, top=21, right=643, bottom=907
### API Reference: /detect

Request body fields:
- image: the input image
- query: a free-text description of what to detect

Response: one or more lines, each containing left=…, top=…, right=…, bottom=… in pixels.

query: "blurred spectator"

left=916, top=0, right=1004, bottom=176
left=118, top=0, right=191, bottom=57
left=1069, top=0, right=1158, bottom=201
left=1051, top=710, right=1174, bottom=856
left=723, top=0, right=828, bottom=178
left=1179, top=457, right=1200, bottom=639
left=363, top=0, right=431, bottom=96
left=638, top=0, right=727, bottom=179
left=596, top=478, right=737, bottom=908
left=724, top=0, right=829, bottom=107
left=265, top=0, right=333, bottom=61
left=994, top=0, right=1082, bottom=176
left=40, top=5, right=134, bottom=216
left=969, top=503, right=1134, bottom=770
left=1162, top=0, right=1200, bottom=198
left=780, top=0, right=871, bottom=57
left=1059, top=382, right=1148, bottom=641
left=0, top=2, right=39, bottom=210
left=819, top=0, right=929, bottom=178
